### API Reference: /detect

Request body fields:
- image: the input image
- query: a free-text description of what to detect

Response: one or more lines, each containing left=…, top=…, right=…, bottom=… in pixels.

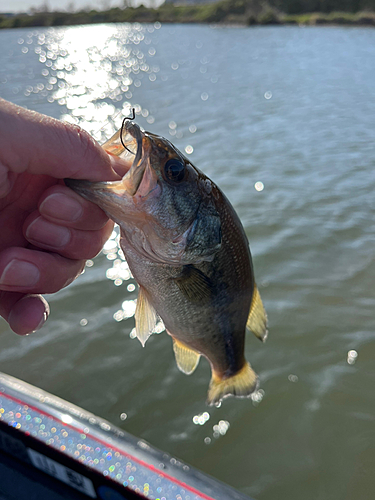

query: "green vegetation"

left=269, top=0, right=375, bottom=15
left=0, top=0, right=374, bottom=29
left=283, top=10, right=375, bottom=24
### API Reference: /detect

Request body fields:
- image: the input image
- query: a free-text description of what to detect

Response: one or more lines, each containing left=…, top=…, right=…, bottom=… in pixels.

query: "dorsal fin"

left=135, top=287, right=157, bottom=347
left=174, top=265, right=213, bottom=302
left=172, top=337, right=201, bottom=375
left=246, top=285, right=268, bottom=342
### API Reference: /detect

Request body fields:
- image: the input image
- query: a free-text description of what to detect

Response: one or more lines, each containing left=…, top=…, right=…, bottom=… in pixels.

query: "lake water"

left=1, top=23, right=375, bottom=500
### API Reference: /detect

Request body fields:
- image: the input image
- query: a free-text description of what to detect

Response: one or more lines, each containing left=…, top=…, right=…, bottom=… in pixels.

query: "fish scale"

left=65, top=119, right=268, bottom=405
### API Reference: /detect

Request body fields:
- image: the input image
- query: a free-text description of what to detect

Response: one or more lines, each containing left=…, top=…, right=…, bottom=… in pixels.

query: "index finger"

left=0, top=98, right=127, bottom=182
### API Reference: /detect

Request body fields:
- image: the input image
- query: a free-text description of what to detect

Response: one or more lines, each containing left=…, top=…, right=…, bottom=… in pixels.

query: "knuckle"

left=86, top=225, right=112, bottom=259
left=85, top=237, right=103, bottom=260
left=41, top=256, right=84, bottom=293
left=61, top=260, right=85, bottom=288
left=65, top=230, right=102, bottom=260
left=60, top=123, right=101, bottom=178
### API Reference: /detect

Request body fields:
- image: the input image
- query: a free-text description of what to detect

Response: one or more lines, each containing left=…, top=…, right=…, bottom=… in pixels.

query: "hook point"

left=120, top=108, right=136, bottom=155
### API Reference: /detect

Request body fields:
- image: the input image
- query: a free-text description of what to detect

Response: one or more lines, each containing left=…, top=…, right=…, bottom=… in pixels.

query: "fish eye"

left=164, top=158, right=186, bottom=183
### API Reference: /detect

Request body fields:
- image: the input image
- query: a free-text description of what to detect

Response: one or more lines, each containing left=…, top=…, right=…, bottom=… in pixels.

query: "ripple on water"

left=1, top=24, right=375, bottom=500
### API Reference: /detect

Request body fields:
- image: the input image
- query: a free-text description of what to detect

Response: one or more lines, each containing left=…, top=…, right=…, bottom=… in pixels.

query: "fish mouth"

left=116, top=119, right=147, bottom=197
left=65, top=121, right=154, bottom=206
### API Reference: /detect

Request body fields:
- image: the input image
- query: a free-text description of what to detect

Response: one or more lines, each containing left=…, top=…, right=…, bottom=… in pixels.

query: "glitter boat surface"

left=0, top=372, right=253, bottom=500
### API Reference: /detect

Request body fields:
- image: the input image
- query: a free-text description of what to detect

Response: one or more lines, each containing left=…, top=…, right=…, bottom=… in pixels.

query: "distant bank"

left=1, top=0, right=375, bottom=29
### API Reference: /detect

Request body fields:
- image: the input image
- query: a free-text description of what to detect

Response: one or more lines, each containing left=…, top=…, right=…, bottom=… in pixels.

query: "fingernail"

left=8, top=294, right=50, bottom=335
left=26, top=217, right=71, bottom=248
left=40, top=193, right=83, bottom=222
left=33, top=311, right=48, bottom=332
left=0, top=259, right=40, bottom=287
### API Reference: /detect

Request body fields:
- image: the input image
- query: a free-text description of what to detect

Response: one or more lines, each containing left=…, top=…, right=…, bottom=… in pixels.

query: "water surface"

left=1, top=24, right=375, bottom=500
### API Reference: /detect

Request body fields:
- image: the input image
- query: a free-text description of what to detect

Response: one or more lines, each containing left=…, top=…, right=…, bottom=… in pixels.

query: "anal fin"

left=135, top=287, right=157, bottom=347
left=172, top=337, right=201, bottom=375
left=207, top=362, right=258, bottom=406
left=246, top=285, right=268, bottom=342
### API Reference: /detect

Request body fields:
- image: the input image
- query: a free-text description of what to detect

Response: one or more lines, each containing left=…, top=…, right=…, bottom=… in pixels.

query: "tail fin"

left=207, top=362, right=258, bottom=406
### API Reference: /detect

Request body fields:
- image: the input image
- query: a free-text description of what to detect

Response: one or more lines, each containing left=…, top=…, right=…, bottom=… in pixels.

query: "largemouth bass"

left=65, top=118, right=267, bottom=405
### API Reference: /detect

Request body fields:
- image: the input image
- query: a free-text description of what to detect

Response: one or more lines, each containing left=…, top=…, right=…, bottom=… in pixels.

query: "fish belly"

left=120, top=234, right=250, bottom=377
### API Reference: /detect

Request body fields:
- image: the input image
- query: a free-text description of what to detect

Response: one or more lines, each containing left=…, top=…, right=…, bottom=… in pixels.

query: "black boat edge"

left=0, top=372, right=253, bottom=500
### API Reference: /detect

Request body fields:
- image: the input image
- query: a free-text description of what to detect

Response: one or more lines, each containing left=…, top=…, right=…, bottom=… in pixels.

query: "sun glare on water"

left=23, top=23, right=163, bottom=141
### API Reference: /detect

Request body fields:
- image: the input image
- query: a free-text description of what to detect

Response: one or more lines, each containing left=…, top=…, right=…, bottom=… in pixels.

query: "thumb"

left=0, top=98, right=126, bottom=182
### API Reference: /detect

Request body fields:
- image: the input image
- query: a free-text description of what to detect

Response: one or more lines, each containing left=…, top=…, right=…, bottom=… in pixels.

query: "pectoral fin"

left=172, top=337, right=201, bottom=375
left=174, top=265, right=213, bottom=302
left=135, top=287, right=157, bottom=347
left=207, top=362, right=258, bottom=406
left=246, top=285, right=268, bottom=342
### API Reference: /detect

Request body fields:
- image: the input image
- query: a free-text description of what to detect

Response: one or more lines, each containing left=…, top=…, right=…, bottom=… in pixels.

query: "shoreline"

left=1, top=8, right=375, bottom=30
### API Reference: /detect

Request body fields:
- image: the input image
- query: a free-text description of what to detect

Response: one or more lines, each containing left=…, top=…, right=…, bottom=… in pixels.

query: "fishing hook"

left=120, top=108, right=136, bottom=155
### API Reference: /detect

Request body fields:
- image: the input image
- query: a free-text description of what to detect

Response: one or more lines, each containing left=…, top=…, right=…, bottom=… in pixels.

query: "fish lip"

left=64, top=122, right=146, bottom=198
left=64, top=177, right=110, bottom=192
left=123, top=121, right=143, bottom=160
left=120, top=122, right=153, bottom=197
left=63, top=178, right=120, bottom=203
left=64, top=178, right=92, bottom=192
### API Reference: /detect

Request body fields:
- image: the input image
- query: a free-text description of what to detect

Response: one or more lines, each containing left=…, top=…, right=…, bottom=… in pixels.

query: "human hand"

left=0, top=98, right=125, bottom=335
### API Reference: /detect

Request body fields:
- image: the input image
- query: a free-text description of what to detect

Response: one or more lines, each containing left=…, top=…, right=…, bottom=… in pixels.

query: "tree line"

left=1, top=0, right=375, bottom=29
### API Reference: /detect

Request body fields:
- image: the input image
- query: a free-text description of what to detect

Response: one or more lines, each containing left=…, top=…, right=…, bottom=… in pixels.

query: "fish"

left=65, top=118, right=268, bottom=405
